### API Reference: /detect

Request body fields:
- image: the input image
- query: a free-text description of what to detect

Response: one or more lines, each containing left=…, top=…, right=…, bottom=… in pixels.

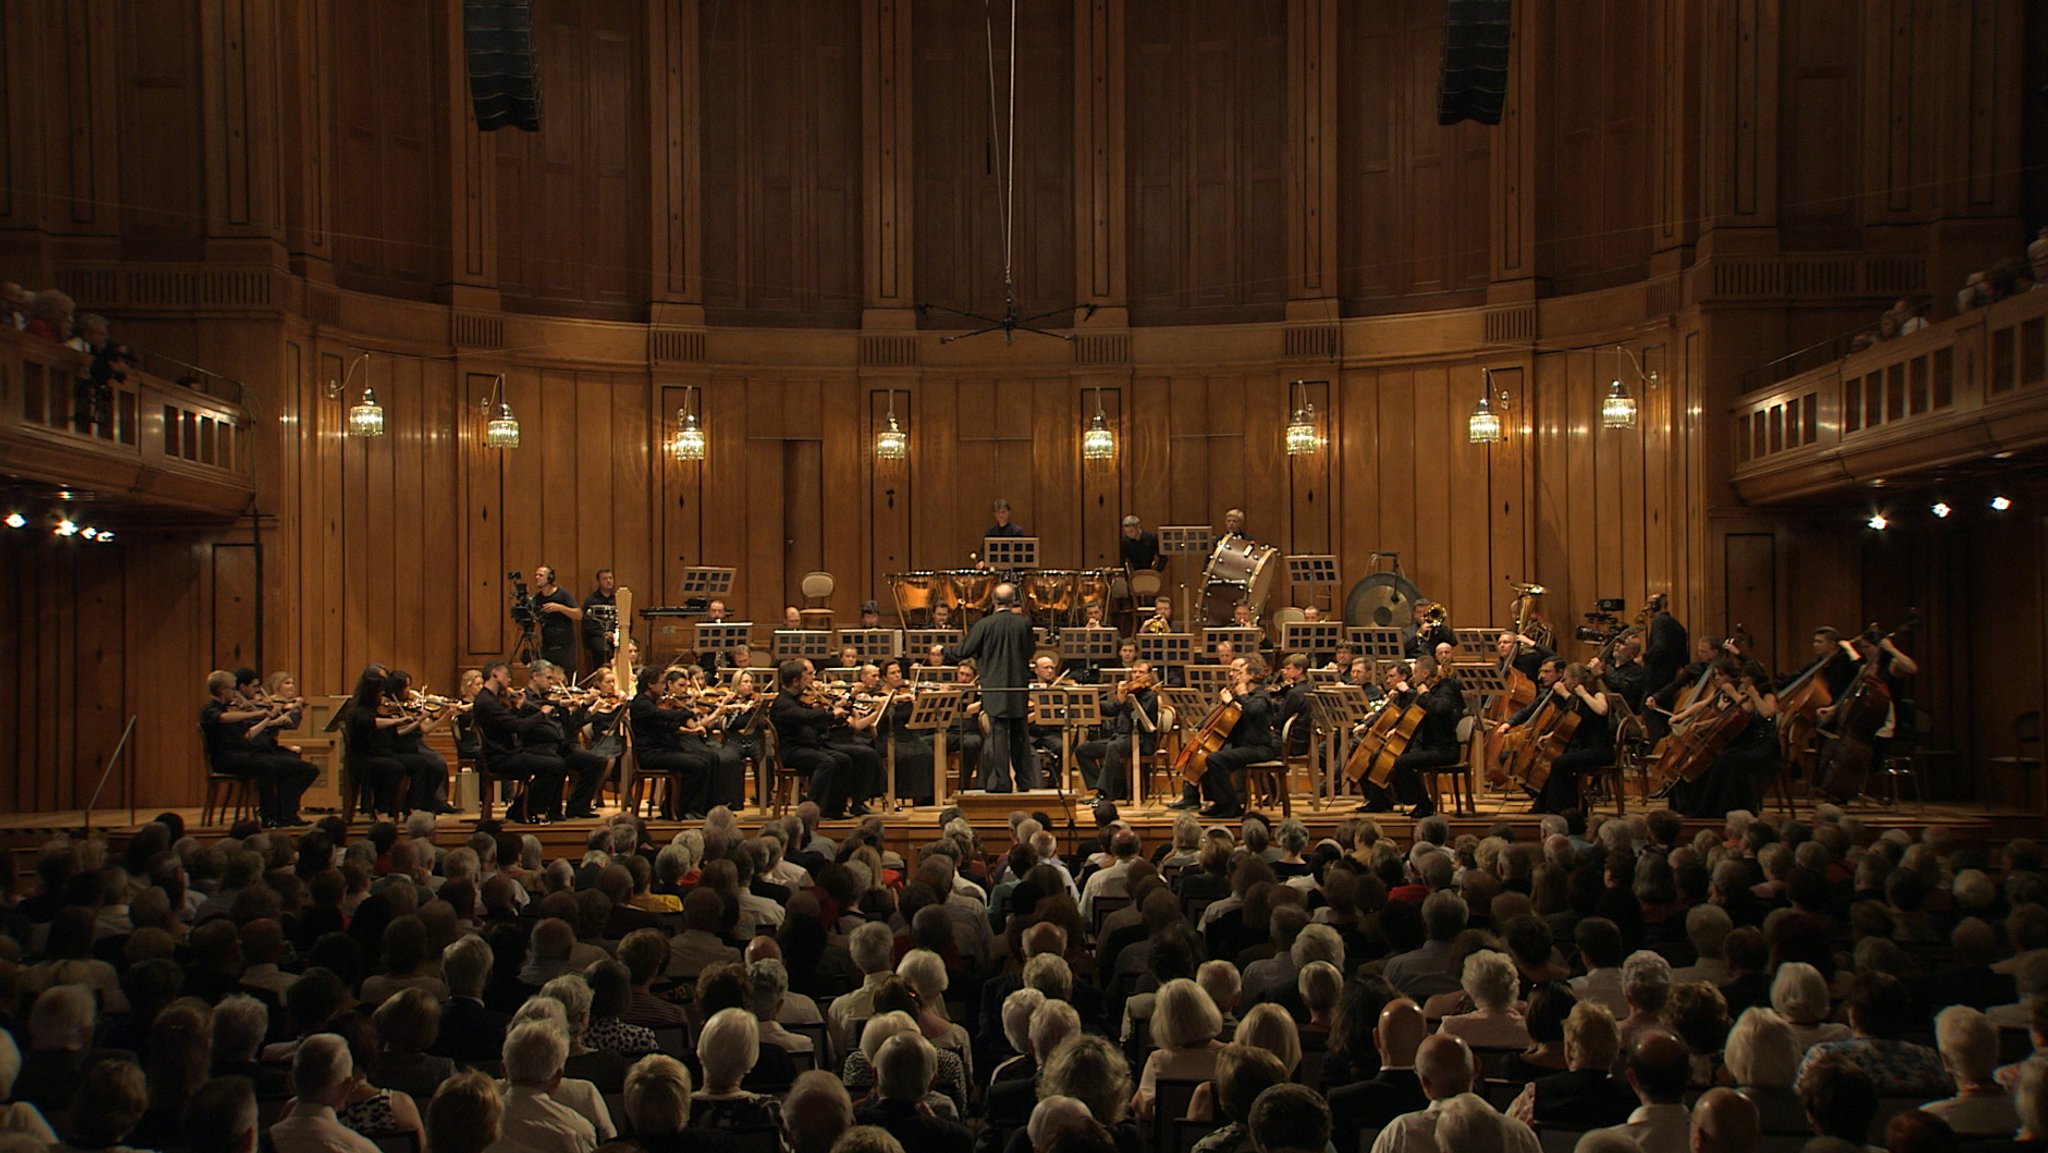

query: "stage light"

left=97, top=530, right=114, bottom=542
left=1866, top=513, right=1889, bottom=531
left=3, top=513, right=23, bottom=529
left=1993, top=495, right=2013, bottom=511
left=1082, top=388, right=1116, bottom=461
left=55, top=518, right=79, bottom=536
left=81, top=527, right=97, bottom=539
left=1931, top=502, right=1952, bottom=519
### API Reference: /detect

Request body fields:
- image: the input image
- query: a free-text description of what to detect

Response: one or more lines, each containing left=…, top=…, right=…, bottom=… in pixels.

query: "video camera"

left=508, top=570, right=538, bottom=626
left=1573, top=598, right=1628, bottom=644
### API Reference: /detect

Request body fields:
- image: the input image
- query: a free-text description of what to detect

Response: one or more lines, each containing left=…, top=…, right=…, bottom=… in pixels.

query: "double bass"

left=1352, top=670, right=1433, bottom=789
left=1814, top=612, right=1919, bottom=801
left=1480, top=617, right=1544, bottom=786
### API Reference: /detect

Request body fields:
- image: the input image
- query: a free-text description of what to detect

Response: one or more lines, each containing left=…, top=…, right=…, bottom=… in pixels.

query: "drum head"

left=1241, top=545, right=1280, bottom=617
left=1129, top=571, right=1163, bottom=598
left=1273, top=606, right=1307, bottom=629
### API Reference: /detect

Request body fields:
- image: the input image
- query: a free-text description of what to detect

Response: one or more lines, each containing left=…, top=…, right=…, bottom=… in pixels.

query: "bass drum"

left=1201, top=540, right=1280, bottom=624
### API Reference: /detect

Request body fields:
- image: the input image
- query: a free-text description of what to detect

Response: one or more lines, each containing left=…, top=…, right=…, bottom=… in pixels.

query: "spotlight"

left=96, top=530, right=114, bottom=542
left=3, top=513, right=23, bottom=529
left=81, top=527, right=97, bottom=540
left=54, top=519, right=78, bottom=536
left=1931, top=502, right=1951, bottom=519
left=1866, top=513, right=1889, bottom=531
left=1992, top=495, right=2013, bottom=511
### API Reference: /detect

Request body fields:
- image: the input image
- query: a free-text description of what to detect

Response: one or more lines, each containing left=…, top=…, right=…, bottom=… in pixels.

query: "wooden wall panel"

left=1779, top=0, right=1864, bottom=244
left=1336, top=0, right=1491, bottom=314
left=1538, top=0, right=1653, bottom=294
left=912, top=0, right=1076, bottom=325
left=117, top=0, right=204, bottom=253
left=493, top=0, right=649, bottom=318
left=328, top=0, right=441, bottom=297
left=700, top=0, right=865, bottom=327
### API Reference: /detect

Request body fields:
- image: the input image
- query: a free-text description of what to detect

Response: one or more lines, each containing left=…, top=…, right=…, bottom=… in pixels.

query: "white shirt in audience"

left=1570, top=967, right=1629, bottom=1017
left=1368, top=1093, right=1540, bottom=1153
left=1920, top=1092, right=2021, bottom=1137
left=1591, top=1102, right=1692, bottom=1153
left=269, top=1103, right=382, bottom=1153
left=490, top=1084, right=597, bottom=1153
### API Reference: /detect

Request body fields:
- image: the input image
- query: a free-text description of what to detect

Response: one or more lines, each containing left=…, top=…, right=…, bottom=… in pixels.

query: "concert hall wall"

left=0, top=0, right=2037, bottom=810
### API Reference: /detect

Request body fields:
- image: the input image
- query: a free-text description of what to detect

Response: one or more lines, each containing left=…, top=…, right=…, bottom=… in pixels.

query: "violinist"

left=1076, top=660, right=1159, bottom=803
left=875, top=658, right=934, bottom=805
left=523, top=660, right=610, bottom=820
left=200, top=669, right=314, bottom=827
left=720, top=668, right=769, bottom=765
left=472, top=660, right=569, bottom=824
left=1668, top=656, right=1781, bottom=819
left=1196, top=655, right=1276, bottom=819
left=1274, top=653, right=1315, bottom=757
left=1381, top=654, right=1464, bottom=819
left=946, top=659, right=985, bottom=788
left=630, top=667, right=713, bottom=820
left=672, top=665, right=748, bottom=811
left=246, top=672, right=307, bottom=756
left=770, top=658, right=876, bottom=819
left=578, top=665, right=630, bottom=763
left=345, top=668, right=412, bottom=818
left=382, top=670, right=456, bottom=814
left=452, top=669, right=485, bottom=762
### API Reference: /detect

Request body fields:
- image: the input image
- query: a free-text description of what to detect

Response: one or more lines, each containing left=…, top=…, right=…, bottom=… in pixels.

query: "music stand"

left=1203, top=627, right=1263, bottom=657
left=1323, top=684, right=1378, bottom=801
left=897, top=687, right=967, bottom=810
left=1137, top=632, right=1197, bottom=673
left=1454, top=628, right=1495, bottom=660
left=1059, top=626, right=1122, bottom=666
left=772, top=630, right=834, bottom=662
left=1306, top=667, right=1342, bottom=686
left=836, top=629, right=902, bottom=660
left=679, top=567, right=737, bottom=600
left=822, top=666, right=861, bottom=682
left=1183, top=665, right=1233, bottom=695
left=983, top=536, right=1039, bottom=571
left=1286, top=554, right=1339, bottom=614
left=1030, top=687, right=1104, bottom=794
left=1349, top=627, right=1406, bottom=662
left=1160, top=526, right=1215, bottom=631
left=1282, top=621, right=1343, bottom=659
left=693, top=621, right=753, bottom=656
left=905, top=628, right=963, bottom=656
left=910, top=664, right=959, bottom=683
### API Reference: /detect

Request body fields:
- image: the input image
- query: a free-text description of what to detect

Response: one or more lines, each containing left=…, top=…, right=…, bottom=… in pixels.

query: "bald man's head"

left=744, top=936, right=783, bottom=964
left=1374, top=999, right=1428, bottom=1069
left=1691, top=1088, right=1761, bottom=1153
left=1627, top=1027, right=1692, bottom=1105
left=1414, top=1033, right=1475, bottom=1100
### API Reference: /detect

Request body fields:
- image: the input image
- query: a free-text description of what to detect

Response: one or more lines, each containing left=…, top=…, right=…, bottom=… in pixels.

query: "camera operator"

left=581, top=568, right=619, bottom=672
left=528, top=565, right=582, bottom=675
left=1643, top=591, right=1689, bottom=690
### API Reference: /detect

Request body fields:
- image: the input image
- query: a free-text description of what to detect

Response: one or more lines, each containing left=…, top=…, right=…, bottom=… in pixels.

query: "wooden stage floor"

left=4, top=783, right=2040, bottom=863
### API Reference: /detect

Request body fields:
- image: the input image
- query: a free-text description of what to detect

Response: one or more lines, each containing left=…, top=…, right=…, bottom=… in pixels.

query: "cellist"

left=1668, top=656, right=1781, bottom=819
left=1197, top=655, right=1277, bottom=819
left=1536, top=662, right=1613, bottom=814
left=1366, top=654, right=1463, bottom=819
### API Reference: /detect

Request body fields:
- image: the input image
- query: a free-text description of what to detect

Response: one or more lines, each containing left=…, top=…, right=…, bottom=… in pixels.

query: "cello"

left=1481, top=627, right=1543, bottom=786
left=1342, top=696, right=1402, bottom=784
left=1814, top=612, right=1918, bottom=801
left=1361, top=669, right=1435, bottom=789
left=1172, top=696, right=1243, bottom=786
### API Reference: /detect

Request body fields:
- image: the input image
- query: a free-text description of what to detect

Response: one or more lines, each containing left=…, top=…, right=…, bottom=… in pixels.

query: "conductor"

left=942, top=581, right=1039, bottom=791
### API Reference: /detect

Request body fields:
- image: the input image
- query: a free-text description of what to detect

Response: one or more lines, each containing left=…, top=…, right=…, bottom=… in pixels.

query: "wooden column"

left=861, top=0, right=915, bottom=324
left=277, top=0, right=333, bottom=279
left=1284, top=0, right=1338, bottom=318
left=1699, top=0, right=1781, bottom=233
left=1073, top=0, right=1127, bottom=325
left=1488, top=0, right=1540, bottom=299
left=199, top=0, right=285, bottom=259
left=647, top=0, right=704, bottom=323
left=1648, top=0, right=1702, bottom=272
left=442, top=0, right=497, bottom=303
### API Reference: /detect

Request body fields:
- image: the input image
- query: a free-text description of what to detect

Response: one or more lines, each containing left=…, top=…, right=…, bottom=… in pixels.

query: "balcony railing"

left=1732, top=290, right=2048, bottom=503
left=0, top=326, right=255, bottom=516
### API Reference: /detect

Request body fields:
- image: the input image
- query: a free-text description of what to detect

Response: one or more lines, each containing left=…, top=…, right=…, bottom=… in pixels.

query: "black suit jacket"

left=857, top=1099, right=975, bottom=1153
left=1527, top=1068, right=1640, bottom=1128
left=944, top=610, right=1036, bottom=719
left=1328, top=1068, right=1428, bottom=1143
left=431, top=996, right=512, bottom=1064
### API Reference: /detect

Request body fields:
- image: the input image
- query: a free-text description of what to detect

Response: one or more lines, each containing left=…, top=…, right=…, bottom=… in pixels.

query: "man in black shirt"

left=1401, top=601, right=1456, bottom=660
left=769, top=659, right=862, bottom=818
left=1119, top=515, right=1164, bottom=573
left=580, top=568, right=618, bottom=673
left=1274, top=653, right=1315, bottom=756
left=531, top=565, right=581, bottom=676
left=942, top=583, right=1039, bottom=791
left=984, top=498, right=1026, bottom=539
left=471, top=660, right=569, bottom=824
left=629, top=667, right=713, bottom=819
left=1077, top=661, right=1159, bottom=803
left=1642, top=591, right=1689, bottom=691
left=200, top=670, right=315, bottom=827
left=522, top=660, right=610, bottom=818
left=1199, top=656, right=1276, bottom=819
left=1383, top=655, right=1464, bottom=819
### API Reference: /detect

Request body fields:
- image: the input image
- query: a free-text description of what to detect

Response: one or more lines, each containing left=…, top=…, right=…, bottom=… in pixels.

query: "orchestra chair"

left=472, top=744, right=530, bottom=824
left=625, top=745, right=670, bottom=820
left=1243, top=757, right=1290, bottom=817
left=1877, top=704, right=1927, bottom=811
left=1133, top=705, right=1175, bottom=805
left=761, top=722, right=803, bottom=815
left=1420, top=716, right=1477, bottom=816
left=1988, top=709, right=2043, bottom=813
left=1145, top=706, right=1183, bottom=802
left=799, top=571, right=836, bottom=632
left=200, top=734, right=261, bottom=828
left=1278, top=716, right=1317, bottom=806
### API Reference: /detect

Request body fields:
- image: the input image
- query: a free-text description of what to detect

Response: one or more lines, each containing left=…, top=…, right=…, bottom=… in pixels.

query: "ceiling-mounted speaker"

left=1438, top=0, right=1512, bottom=126
left=464, top=1, right=542, bottom=132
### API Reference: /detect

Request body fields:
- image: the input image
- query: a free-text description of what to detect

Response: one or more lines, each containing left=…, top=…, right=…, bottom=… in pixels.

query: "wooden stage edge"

left=2, top=794, right=2040, bottom=862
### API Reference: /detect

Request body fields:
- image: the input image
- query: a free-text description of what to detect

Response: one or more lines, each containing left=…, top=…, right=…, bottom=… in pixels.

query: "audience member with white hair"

left=1437, top=950, right=1530, bottom=1049
left=1616, top=951, right=1672, bottom=1049
left=843, top=1010, right=968, bottom=1119
left=1133, top=979, right=1227, bottom=1119
left=692, top=1008, right=785, bottom=1139
left=830, top=922, right=899, bottom=1056
left=272, top=1035, right=383, bottom=1153
left=503, top=1000, right=616, bottom=1142
left=1669, top=906, right=1732, bottom=986
left=1920, top=1006, right=2019, bottom=1136
left=1766, top=962, right=1849, bottom=1050
left=1508, top=1001, right=1635, bottom=1130
left=0, top=1029, right=55, bottom=1141
left=784, top=1071, right=854, bottom=1153
left=852, top=1032, right=971, bottom=1153
left=1721, top=1009, right=1804, bottom=1134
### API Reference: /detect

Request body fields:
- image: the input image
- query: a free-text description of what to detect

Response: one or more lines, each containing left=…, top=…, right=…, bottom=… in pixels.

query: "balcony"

left=1731, top=290, right=2048, bottom=504
left=0, top=326, right=255, bottom=517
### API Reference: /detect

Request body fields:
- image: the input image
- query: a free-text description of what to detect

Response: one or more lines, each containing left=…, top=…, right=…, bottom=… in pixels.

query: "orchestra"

left=200, top=533, right=1929, bottom=831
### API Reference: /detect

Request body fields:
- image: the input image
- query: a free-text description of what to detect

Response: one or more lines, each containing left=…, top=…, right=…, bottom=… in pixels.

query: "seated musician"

left=382, top=670, right=455, bottom=814
left=1026, top=655, right=1067, bottom=777
left=1645, top=638, right=1723, bottom=741
left=1497, top=630, right=1555, bottom=679
left=630, top=667, right=712, bottom=820
left=929, top=602, right=954, bottom=631
left=200, top=669, right=315, bottom=827
left=523, top=660, right=610, bottom=820
left=1215, top=507, right=1249, bottom=547
left=1365, top=654, right=1463, bottom=819
left=719, top=667, right=769, bottom=764
left=452, top=669, right=484, bottom=762
left=1069, top=605, right=1118, bottom=682
left=769, top=658, right=875, bottom=820
left=1403, top=602, right=1457, bottom=660
left=471, top=660, right=569, bottom=824
left=1141, top=595, right=1174, bottom=634
left=876, top=658, right=934, bottom=806
left=1802, top=627, right=1862, bottom=702
left=248, top=671, right=306, bottom=757
left=946, top=659, right=985, bottom=788
left=1274, top=653, right=1315, bottom=757
left=1668, top=656, right=1781, bottom=819
left=346, top=668, right=413, bottom=818
left=1326, top=642, right=1356, bottom=674
left=1601, top=633, right=1652, bottom=713
left=678, top=666, right=748, bottom=812
left=1077, top=660, right=1159, bottom=803
left=781, top=606, right=804, bottom=630
left=1499, top=659, right=1612, bottom=814
left=1197, top=655, right=1276, bottom=819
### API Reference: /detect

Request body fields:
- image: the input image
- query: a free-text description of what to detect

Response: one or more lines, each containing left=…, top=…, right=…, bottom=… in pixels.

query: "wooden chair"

left=799, top=571, right=836, bottom=633
left=1150, top=1078, right=1208, bottom=1153
left=1989, top=709, right=2043, bottom=811
left=1141, top=704, right=1178, bottom=803
left=761, top=723, right=804, bottom=815
left=203, top=766, right=261, bottom=827
left=1420, top=715, right=1477, bottom=816
left=1243, top=758, right=1290, bottom=815
left=473, top=744, right=530, bottom=823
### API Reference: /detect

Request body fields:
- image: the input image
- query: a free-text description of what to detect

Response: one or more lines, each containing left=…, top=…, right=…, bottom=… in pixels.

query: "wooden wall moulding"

left=1691, top=252, right=1932, bottom=305
left=649, top=327, right=708, bottom=365
left=1073, top=332, right=1132, bottom=366
left=54, top=265, right=281, bottom=314
left=1481, top=305, right=1537, bottom=345
left=452, top=312, right=507, bottom=350
left=860, top=333, right=920, bottom=368
left=1282, top=323, right=1339, bottom=362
